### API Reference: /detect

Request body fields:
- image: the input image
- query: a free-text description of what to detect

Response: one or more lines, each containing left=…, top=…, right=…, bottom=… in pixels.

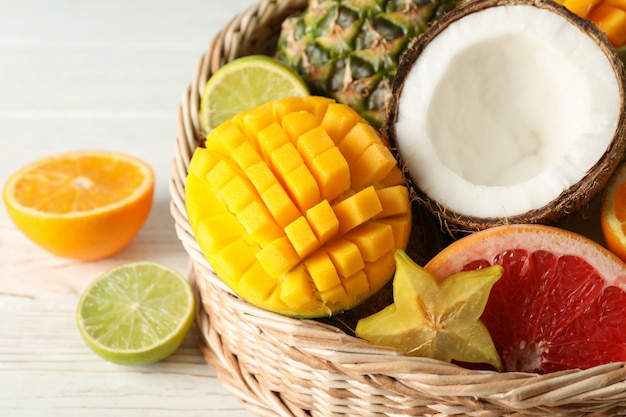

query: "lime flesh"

left=200, top=55, right=309, bottom=131
left=76, top=261, right=195, bottom=366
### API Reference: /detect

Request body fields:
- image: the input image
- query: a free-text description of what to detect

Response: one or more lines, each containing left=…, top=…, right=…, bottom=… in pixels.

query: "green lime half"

left=76, top=261, right=195, bottom=366
left=200, top=54, right=309, bottom=131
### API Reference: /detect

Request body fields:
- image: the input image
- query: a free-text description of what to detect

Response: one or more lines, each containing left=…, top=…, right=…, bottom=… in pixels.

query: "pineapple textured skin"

left=275, top=0, right=460, bottom=129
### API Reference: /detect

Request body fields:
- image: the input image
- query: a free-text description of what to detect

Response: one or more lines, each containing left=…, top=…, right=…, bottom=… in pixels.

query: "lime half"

left=76, top=261, right=195, bottom=366
left=200, top=55, right=309, bottom=131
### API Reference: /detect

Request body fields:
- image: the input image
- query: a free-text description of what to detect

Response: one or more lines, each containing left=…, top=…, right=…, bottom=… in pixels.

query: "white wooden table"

left=0, top=1, right=260, bottom=415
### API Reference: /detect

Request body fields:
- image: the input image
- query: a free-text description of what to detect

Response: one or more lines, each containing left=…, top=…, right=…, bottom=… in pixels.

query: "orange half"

left=601, top=161, right=626, bottom=263
left=3, top=151, right=154, bottom=261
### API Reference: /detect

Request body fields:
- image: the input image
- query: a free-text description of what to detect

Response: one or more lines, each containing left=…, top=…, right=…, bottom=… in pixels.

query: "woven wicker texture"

left=169, top=0, right=626, bottom=415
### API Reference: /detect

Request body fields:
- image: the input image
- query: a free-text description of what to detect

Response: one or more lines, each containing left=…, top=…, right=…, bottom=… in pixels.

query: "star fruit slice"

left=355, top=250, right=503, bottom=370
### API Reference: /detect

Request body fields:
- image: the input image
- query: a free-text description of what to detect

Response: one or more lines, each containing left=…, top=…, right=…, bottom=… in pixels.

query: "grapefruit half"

left=425, top=224, right=626, bottom=373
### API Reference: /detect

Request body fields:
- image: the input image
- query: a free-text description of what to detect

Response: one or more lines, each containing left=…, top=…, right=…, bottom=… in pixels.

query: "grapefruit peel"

left=355, top=249, right=503, bottom=370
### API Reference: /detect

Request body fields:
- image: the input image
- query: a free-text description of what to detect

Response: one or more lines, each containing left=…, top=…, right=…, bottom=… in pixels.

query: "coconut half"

left=386, top=0, right=626, bottom=234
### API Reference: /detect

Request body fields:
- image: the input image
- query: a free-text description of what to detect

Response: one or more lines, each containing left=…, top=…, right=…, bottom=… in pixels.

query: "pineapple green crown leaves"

left=276, top=0, right=461, bottom=128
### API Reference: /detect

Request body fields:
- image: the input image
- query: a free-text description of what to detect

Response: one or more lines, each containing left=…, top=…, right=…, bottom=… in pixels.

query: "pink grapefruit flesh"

left=425, top=224, right=626, bottom=373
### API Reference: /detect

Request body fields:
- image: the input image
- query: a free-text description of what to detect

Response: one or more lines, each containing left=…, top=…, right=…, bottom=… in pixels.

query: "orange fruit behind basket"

left=185, top=96, right=412, bottom=318
left=3, top=150, right=154, bottom=261
left=425, top=224, right=626, bottom=373
left=601, top=162, right=626, bottom=262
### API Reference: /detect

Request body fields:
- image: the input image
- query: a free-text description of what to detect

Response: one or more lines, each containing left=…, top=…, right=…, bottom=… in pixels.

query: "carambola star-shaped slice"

left=356, top=249, right=503, bottom=370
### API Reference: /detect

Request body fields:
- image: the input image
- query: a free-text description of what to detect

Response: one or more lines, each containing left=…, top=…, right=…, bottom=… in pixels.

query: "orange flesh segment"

left=12, top=155, right=145, bottom=213
left=185, top=97, right=412, bottom=317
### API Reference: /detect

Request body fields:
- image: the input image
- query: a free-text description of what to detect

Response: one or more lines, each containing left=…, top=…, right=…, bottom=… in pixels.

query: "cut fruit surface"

left=2, top=151, right=154, bottom=261
left=425, top=224, right=626, bottom=373
left=601, top=162, right=626, bottom=262
left=386, top=0, right=626, bottom=234
left=186, top=96, right=412, bottom=317
left=356, top=250, right=503, bottom=370
left=200, top=55, right=310, bottom=131
left=76, top=262, right=195, bottom=366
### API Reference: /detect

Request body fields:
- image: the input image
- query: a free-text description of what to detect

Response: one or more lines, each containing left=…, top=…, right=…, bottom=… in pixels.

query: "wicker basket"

left=169, top=0, right=626, bottom=415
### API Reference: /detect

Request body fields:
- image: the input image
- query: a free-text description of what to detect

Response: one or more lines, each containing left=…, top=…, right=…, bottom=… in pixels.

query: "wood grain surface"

left=0, top=1, right=260, bottom=415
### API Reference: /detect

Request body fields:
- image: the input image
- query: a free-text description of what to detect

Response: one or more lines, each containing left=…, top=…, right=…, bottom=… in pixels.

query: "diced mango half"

left=185, top=96, right=412, bottom=317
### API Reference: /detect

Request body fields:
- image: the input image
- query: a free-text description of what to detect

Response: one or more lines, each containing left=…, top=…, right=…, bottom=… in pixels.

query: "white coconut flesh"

left=394, top=4, right=621, bottom=219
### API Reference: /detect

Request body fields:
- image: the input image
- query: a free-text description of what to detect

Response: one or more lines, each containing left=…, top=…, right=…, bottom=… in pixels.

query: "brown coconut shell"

left=384, top=0, right=626, bottom=237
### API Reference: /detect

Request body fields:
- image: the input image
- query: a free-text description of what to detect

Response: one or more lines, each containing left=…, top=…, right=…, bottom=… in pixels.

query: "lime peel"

left=76, top=261, right=195, bottom=366
left=200, top=55, right=310, bottom=132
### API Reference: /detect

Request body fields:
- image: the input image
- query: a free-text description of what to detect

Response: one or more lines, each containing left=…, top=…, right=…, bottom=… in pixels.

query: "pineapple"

left=275, top=0, right=460, bottom=129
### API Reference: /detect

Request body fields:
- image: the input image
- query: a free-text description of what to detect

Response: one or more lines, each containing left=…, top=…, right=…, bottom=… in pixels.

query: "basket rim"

left=169, top=0, right=626, bottom=415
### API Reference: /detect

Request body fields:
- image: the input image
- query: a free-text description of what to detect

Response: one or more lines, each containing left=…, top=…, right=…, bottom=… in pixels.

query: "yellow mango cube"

left=319, top=283, right=348, bottom=305
left=280, top=264, right=315, bottom=309
left=332, top=186, right=383, bottom=234
left=363, top=251, right=396, bottom=292
left=321, top=102, right=362, bottom=144
left=256, top=236, right=300, bottom=278
left=232, top=141, right=262, bottom=170
left=271, top=97, right=307, bottom=123
left=378, top=215, right=412, bottom=251
left=184, top=174, right=225, bottom=231
left=302, top=96, right=334, bottom=123
left=296, top=126, right=334, bottom=165
left=187, top=147, right=219, bottom=179
left=378, top=166, right=407, bottom=187
left=205, top=160, right=240, bottom=193
left=311, top=147, right=351, bottom=202
left=218, top=175, right=258, bottom=213
left=237, top=262, right=277, bottom=306
left=258, top=121, right=290, bottom=161
left=195, top=212, right=244, bottom=254
left=238, top=200, right=284, bottom=246
left=352, top=143, right=398, bottom=188
left=305, top=250, right=340, bottom=292
left=245, top=160, right=278, bottom=193
left=271, top=142, right=304, bottom=182
left=305, top=200, right=339, bottom=244
left=261, top=183, right=301, bottom=228
left=213, top=237, right=259, bottom=287
left=207, top=120, right=248, bottom=154
left=284, top=164, right=321, bottom=212
left=347, top=221, right=395, bottom=262
left=235, top=104, right=275, bottom=139
left=325, top=239, right=364, bottom=278
left=375, top=185, right=411, bottom=218
left=337, top=122, right=377, bottom=167
left=281, top=110, right=318, bottom=141
left=284, top=216, right=320, bottom=258
left=342, top=270, right=370, bottom=299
